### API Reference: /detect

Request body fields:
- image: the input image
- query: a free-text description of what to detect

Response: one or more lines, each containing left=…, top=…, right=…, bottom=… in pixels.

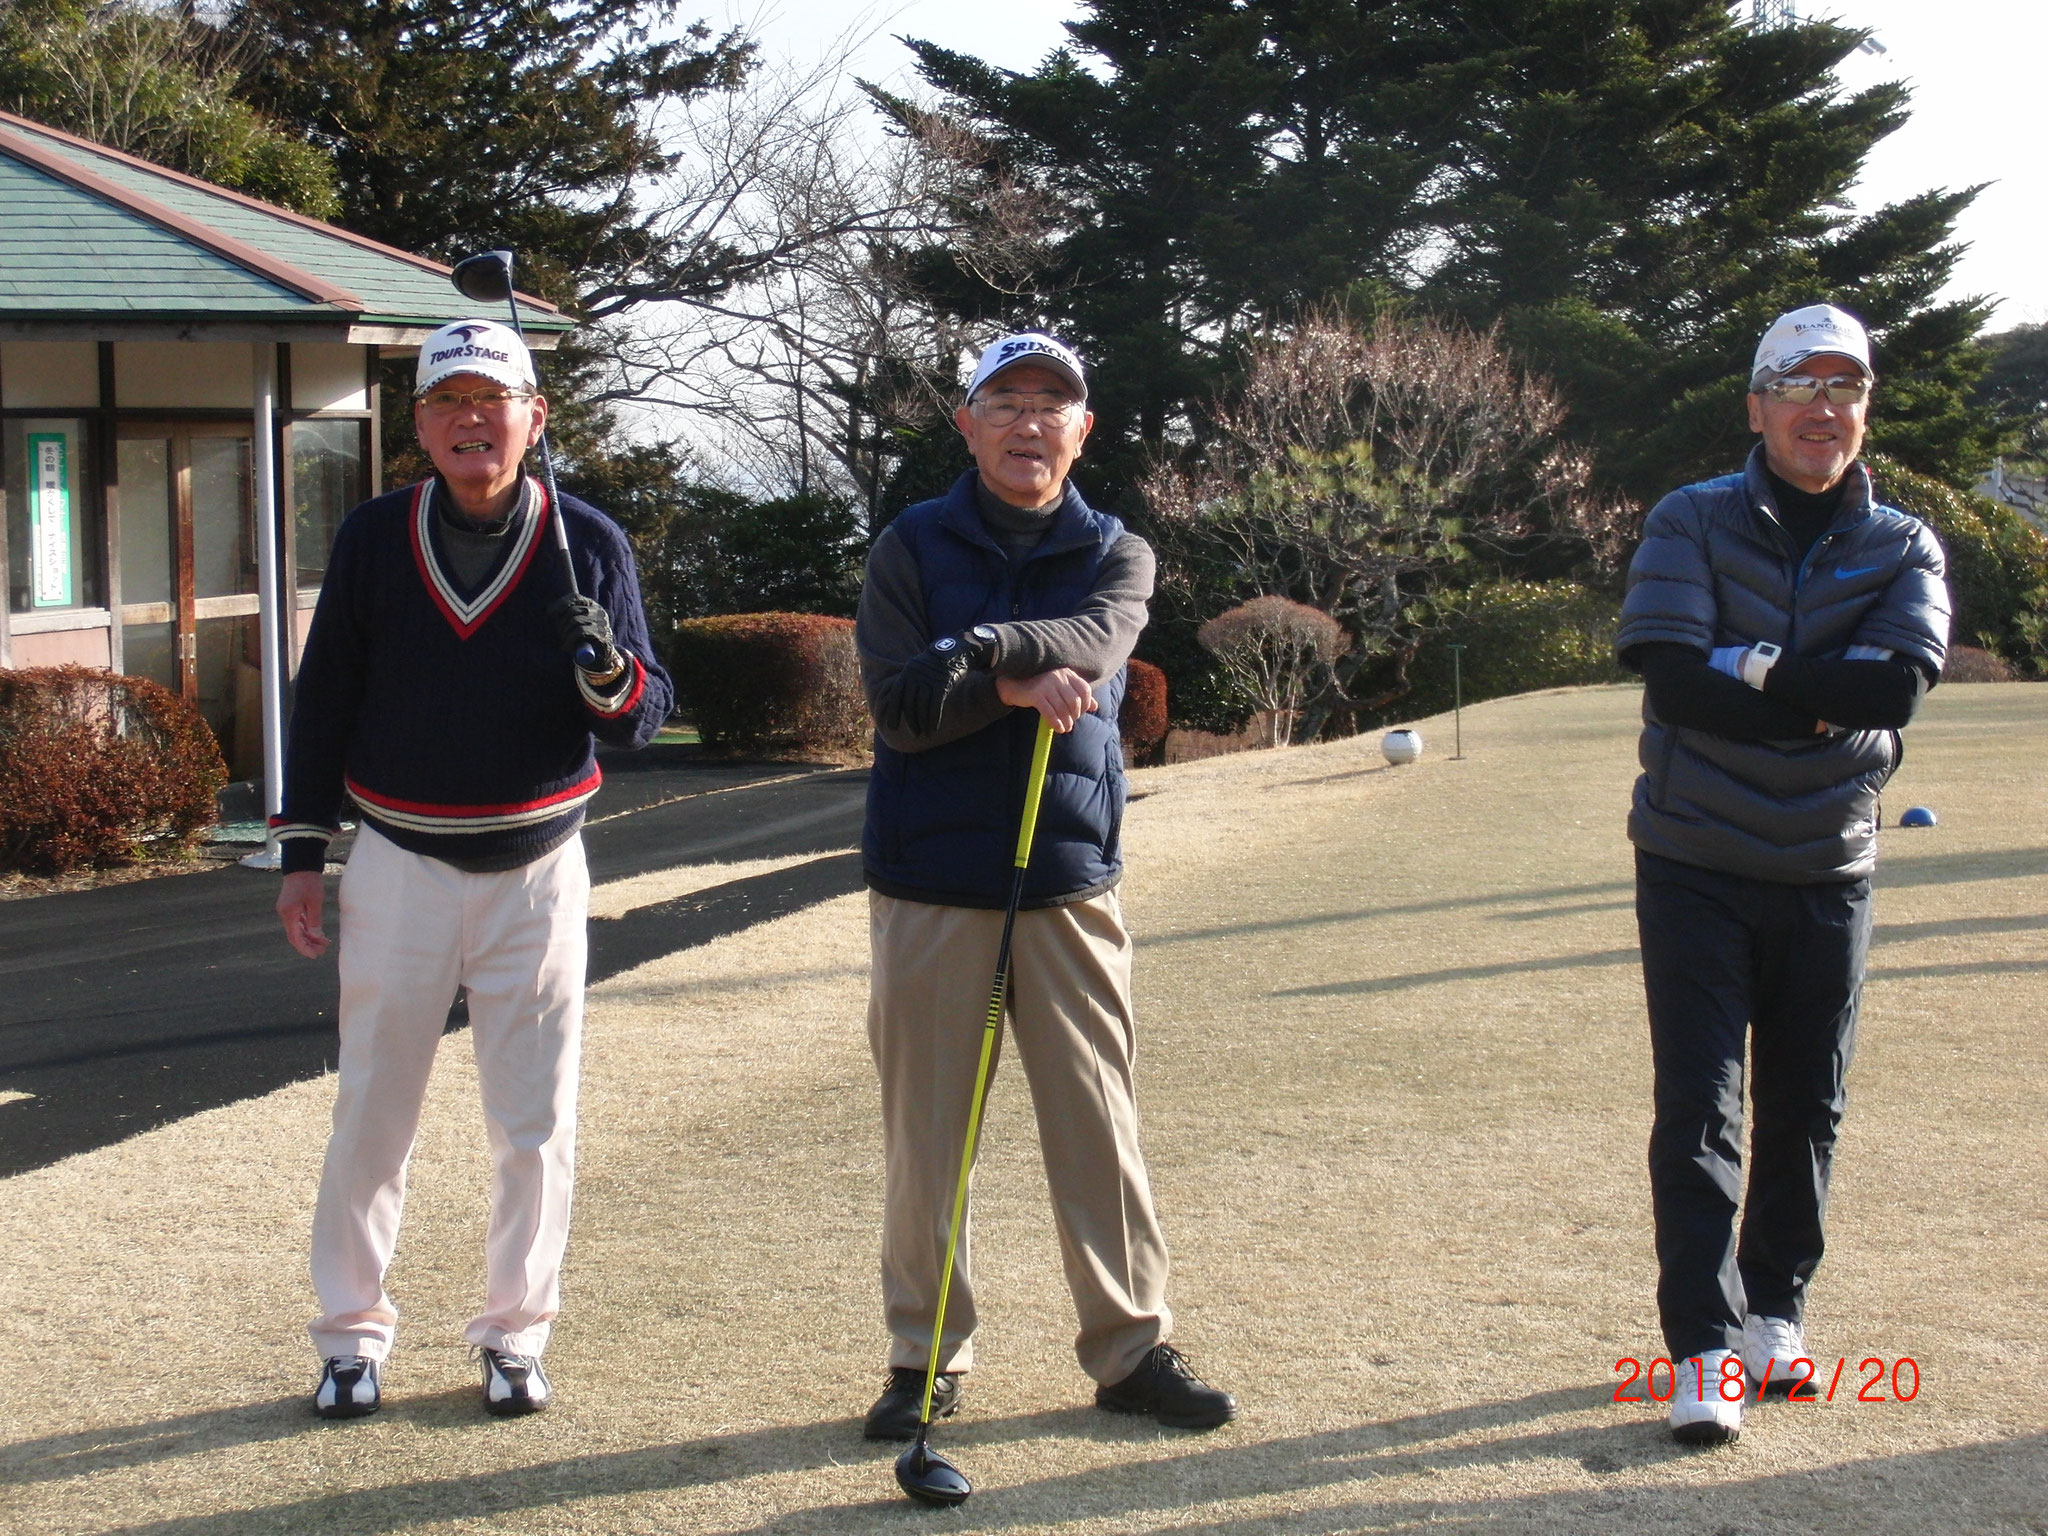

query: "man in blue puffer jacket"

left=1616, top=304, right=1949, bottom=1444
left=853, top=333, right=1235, bottom=1440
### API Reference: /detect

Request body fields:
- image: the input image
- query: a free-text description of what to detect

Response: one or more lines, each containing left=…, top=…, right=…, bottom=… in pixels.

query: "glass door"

left=116, top=424, right=261, bottom=778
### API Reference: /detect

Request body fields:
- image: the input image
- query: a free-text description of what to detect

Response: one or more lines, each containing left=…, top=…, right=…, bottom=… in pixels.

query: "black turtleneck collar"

left=1763, top=466, right=1847, bottom=567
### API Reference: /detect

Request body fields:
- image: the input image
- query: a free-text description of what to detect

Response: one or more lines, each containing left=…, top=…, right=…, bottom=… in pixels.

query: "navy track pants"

left=1635, top=848, right=1871, bottom=1360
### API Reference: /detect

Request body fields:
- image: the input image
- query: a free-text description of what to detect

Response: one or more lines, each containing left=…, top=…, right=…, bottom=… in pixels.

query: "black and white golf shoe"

left=313, top=1355, right=381, bottom=1419
left=478, top=1347, right=551, bottom=1416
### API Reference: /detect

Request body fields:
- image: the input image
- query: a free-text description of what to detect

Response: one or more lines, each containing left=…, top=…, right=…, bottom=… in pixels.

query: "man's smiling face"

left=413, top=371, right=547, bottom=516
left=1747, top=352, right=1869, bottom=494
left=954, top=362, right=1094, bottom=508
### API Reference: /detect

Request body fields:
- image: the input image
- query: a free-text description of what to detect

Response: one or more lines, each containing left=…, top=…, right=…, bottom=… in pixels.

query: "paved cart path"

left=0, top=685, right=2041, bottom=1535
left=0, top=751, right=867, bottom=1174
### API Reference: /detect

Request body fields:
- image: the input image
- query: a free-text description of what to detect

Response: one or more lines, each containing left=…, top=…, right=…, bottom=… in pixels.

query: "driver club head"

left=894, top=1437, right=971, bottom=1507
left=450, top=249, right=516, bottom=306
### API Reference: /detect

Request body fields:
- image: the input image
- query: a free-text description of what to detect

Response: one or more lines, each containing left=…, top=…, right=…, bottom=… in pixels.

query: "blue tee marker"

left=1898, top=806, right=1938, bottom=828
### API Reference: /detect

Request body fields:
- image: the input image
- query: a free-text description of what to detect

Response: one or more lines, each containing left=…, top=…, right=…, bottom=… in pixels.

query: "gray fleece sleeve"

left=855, top=527, right=1157, bottom=755
left=989, top=533, right=1155, bottom=683
left=856, top=526, right=1010, bottom=754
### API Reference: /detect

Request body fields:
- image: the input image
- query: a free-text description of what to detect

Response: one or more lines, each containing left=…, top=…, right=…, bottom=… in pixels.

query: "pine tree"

left=895, top=0, right=2000, bottom=505
left=226, top=0, right=754, bottom=509
left=228, top=0, right=752, bottom=303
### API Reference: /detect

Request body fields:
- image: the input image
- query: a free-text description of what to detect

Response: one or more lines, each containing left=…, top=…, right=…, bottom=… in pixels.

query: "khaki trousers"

left=308, top=825, right=588, bottom=1362
left=868, top=889, right=1171, bottom=1384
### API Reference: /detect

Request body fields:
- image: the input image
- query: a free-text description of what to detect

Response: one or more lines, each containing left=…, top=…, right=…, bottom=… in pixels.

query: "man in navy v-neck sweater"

left=271, top=319, right=672, bottom=1422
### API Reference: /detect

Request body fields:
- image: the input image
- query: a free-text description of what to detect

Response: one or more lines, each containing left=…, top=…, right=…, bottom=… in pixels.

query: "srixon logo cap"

left=966, top=332, right=1088, bottom=402
left=1751, top=304, right=1873, bottom=390
left=416, top=318, right=537, bottom=394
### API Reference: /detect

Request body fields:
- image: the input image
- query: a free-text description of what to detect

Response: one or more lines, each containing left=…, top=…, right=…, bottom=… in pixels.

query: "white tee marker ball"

left=1382, top=729, right=1423, bottom=765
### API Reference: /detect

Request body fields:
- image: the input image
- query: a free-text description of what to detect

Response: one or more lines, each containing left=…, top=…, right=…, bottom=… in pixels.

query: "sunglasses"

left=415, top=387, right=536, bottom=413
left=1762, top=375, right=1870, bottom=406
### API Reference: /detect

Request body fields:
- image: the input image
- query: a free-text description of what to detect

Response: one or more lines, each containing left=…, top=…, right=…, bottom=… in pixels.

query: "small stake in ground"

left=1448, top=643, right=1466, bottom=760
left=894, top=716, right=1057, bottom=1509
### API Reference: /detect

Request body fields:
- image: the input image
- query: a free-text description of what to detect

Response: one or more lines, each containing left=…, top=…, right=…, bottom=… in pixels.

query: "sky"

left=715, top=0, right=2046, bottom=333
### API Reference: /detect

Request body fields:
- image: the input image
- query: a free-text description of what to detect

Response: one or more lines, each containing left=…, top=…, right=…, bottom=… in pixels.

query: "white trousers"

left=308, top=825, right=589, bottom=1361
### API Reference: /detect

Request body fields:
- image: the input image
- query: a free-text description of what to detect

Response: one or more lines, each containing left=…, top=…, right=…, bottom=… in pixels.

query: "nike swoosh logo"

left=1834, top=564, right=1884, bottom=579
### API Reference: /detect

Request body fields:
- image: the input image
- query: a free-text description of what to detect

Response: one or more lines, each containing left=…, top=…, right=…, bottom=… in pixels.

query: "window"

left=290, top=417, right=365, bottom=586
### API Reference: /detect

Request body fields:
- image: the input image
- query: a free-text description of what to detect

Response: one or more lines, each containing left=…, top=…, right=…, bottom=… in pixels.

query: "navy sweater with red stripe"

left=274, top=478, right=673, bottom=874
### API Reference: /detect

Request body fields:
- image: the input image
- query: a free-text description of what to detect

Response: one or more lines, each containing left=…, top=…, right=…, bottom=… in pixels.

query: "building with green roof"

left=0, top=109, right=574, bottom=846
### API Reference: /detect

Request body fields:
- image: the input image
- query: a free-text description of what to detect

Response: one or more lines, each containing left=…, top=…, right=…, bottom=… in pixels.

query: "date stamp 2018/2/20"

left=1614, top=1356, right=1921, bottom=1404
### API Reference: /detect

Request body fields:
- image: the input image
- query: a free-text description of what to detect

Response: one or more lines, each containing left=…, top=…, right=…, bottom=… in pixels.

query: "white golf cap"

left=416, top=318, right=536, bottom=394
left=966, top=332, right=1088, bottom=401
left=1751, top=304, right=1873, bottom=389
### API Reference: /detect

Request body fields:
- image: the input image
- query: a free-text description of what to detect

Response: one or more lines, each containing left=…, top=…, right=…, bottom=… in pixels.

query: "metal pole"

left=1449, top=643, right=1465, bottom=761
left=242, top=342, right=284, bottom=870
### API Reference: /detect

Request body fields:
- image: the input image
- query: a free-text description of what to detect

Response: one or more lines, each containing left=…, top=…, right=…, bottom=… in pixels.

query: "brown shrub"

left=1942, top=644, right=2017, bottom=683
left=1198, top=595, right=1348, bottom=746
left=1121, top=658, right=1169, bottom=765
left=669, top=613, right=869, bottom=755
left=0, top=666, right=227, bottom=875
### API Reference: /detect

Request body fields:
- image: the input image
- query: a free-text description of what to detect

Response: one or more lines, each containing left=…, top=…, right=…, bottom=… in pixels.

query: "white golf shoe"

left=1667, top=1348, right=1744, bottom=1444
left=1742, top=1314, right=1815, bottom=1397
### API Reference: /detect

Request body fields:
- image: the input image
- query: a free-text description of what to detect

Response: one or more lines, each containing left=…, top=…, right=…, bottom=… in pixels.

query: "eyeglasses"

left=1761, top=375, right=1870, bottom=406
left=415, top=387, right=536, bottom=413
left=972, top=392, right=1082, bottom=428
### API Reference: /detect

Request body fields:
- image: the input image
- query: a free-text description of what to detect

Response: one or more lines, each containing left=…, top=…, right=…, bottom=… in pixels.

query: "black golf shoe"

left=864, top=1367, right=961, bottom=1440
left=313, top=1355, right=381, bottom=1419
left=1096, top=1344, right=1236, bottom=1429
left=478, top=1347, right=551, bottom=1416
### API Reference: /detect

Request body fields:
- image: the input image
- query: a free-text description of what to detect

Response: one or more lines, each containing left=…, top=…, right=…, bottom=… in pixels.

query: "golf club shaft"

left=478, top=256, right=599, bottom=669
left=918, top=715, right=1058, bottom=1426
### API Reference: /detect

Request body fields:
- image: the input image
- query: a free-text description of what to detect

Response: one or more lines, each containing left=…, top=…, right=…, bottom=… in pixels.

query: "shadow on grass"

left=1272, top=949, right=1642, bottom=998
left=33, top=1383, right=2046, bottom=1533
left=20, top=1384, right=1603, bottom=1532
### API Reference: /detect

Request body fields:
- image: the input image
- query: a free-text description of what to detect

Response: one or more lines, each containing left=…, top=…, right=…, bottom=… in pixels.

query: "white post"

left=242, top=343, right=285, bottom=871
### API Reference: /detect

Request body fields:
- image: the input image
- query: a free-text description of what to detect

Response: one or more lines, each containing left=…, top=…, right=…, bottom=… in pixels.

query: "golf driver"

left=894, top=714, right=1058, bottom=1509
left=447, top=249, right=599, bottom=670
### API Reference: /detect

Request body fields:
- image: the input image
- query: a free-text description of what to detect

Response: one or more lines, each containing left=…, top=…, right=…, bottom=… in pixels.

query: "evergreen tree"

left=227, top=0, right=751, bottom=301
left=893, top=0, right=1999, bottom=504
left=0, top=0, right=336, bottom=215
left=226, top=0, right=754, bottom=510
left=1413, top=0, right=2001, bottom=497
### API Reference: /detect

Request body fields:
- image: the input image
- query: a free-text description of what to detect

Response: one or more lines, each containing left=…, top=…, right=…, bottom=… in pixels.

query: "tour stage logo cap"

left=967, top=332, right=1088, bottom=402
left=416, top=319, right=537, bottom=394
left=1751, top=304, right=1873, bottom=390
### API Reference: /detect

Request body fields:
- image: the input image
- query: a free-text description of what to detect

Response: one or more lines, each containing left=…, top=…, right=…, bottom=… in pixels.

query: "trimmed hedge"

left=0, top=666, right=227, bottom=875
left=1867, top=455, right=2048, bottom=676
left=1387, top=580, right=1628, bottom=724
left=1121, top=658, right=1168, bottom=765
left=668, top=612, right=868, bottom=754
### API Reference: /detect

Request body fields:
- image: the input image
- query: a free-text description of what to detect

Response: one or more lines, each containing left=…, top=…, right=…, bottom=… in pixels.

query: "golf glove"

left=887, top=626, right=999, bottom=736
left=547, top=594, right=622, bottom=678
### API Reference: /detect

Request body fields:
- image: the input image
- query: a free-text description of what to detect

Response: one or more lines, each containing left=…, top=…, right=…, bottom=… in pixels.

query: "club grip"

left=1013, top=716, right=1056, bottom=868
left=574, top=641, right=601, bottom=670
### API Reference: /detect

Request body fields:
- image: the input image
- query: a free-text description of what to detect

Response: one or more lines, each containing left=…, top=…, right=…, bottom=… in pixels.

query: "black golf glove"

left=546, top=594, right=621, bottom=677
left=886, top=626, right=999, bottom=736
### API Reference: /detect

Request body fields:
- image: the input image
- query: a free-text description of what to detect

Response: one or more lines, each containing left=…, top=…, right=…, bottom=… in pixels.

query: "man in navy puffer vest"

left=1616, top=305, right=1948, bottom=1444
left=854, top=333, right=1235, bottom=1439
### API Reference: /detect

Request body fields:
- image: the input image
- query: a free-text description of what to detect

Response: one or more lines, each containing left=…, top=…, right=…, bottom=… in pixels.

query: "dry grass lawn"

left=1, top=683, right=2042, bottom=1534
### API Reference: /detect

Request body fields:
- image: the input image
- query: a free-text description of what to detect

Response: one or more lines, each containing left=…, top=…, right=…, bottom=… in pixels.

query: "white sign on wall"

left=29, top=432, right=73, bottom=608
